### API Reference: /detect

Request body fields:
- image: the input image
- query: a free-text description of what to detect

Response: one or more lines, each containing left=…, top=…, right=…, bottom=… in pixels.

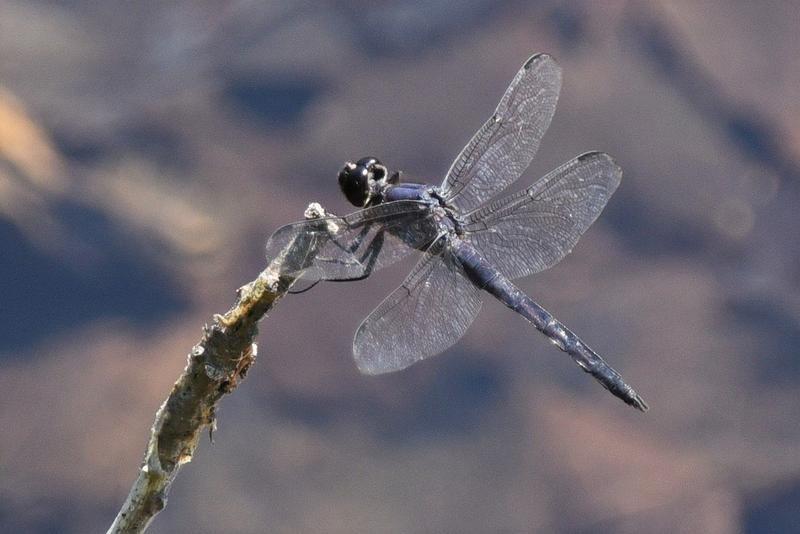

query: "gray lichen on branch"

left=107, top=203, right=331, bottom=534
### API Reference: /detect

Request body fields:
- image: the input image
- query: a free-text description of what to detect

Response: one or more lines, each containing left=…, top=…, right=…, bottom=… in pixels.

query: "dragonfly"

left=266, top=54, right=648, bottom=411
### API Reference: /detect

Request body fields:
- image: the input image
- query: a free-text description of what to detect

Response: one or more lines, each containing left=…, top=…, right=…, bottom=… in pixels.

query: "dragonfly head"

left=338, top=156, right=390, bottom=207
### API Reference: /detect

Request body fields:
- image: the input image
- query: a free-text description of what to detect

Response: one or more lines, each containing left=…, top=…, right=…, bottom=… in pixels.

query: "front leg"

left=326, top=229, right=385, bottom=282
left=289, top=227, right=386, bottom=294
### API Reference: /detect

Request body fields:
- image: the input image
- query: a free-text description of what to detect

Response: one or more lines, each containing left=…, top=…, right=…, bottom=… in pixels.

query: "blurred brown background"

left=1, top=1, right=799, bottom=532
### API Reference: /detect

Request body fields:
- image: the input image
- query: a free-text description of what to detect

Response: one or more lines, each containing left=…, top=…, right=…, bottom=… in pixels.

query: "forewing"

left=439, top=54, right=562, bottom=211
left=462, top=152, right=622, bottom=279
left=354, top=238, right=483, bottom=374
left=264, top=200, right=435, bottom=281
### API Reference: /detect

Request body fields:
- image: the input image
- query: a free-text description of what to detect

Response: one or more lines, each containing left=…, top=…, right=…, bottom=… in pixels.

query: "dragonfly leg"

left=291, top=228, right=387, bottom=294
left=329, top=223, right=371, bottom=254
left=287, top=279, right=322, bottom=294
left=325, top=230, right=385, bottom=283
left=289, top=225, right=377, bottom=294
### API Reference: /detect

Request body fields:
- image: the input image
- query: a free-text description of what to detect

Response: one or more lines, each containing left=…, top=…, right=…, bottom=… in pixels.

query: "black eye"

left=371, top=165, right=386, bottom=181
left=338, top=163, right=370, bottom=207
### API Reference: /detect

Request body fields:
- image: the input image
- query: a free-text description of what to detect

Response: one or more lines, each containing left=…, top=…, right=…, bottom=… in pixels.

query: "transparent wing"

left=462, top=151, right=622, bottom=280
left=438, top=53, right=562, bottom=212
left=264, top=200, right=436, bottom=281
left=354, top=238, right=483, bottom=374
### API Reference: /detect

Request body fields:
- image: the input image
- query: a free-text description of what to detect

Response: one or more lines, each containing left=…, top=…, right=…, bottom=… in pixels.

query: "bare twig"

left=107, top=203, right=331, bottom=534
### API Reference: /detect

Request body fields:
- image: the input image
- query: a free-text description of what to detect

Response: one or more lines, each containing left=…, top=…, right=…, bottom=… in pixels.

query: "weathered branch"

left=107, top=203, right=331, bottom=534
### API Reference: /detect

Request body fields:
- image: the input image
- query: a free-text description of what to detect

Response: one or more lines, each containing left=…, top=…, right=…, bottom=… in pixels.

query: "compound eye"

left=338, top=163, right=370, bottom=207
